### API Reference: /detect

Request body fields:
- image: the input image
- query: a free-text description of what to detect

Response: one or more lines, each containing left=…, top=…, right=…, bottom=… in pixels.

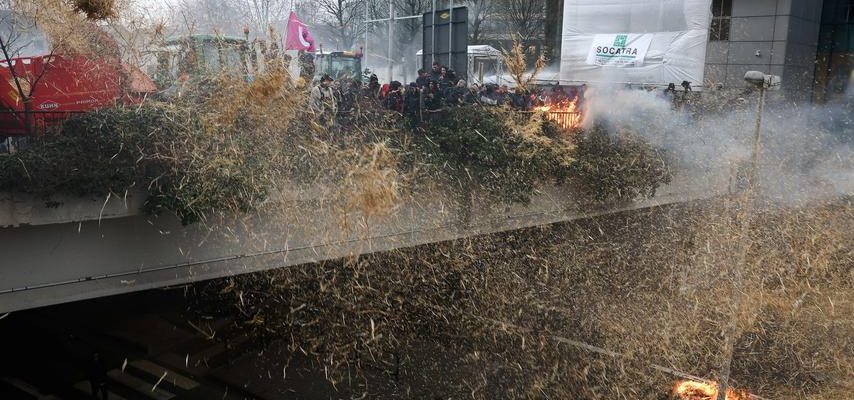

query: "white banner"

left=586, top=33, right=654, bottom=67
left=561, top=0, right=712, bottom=87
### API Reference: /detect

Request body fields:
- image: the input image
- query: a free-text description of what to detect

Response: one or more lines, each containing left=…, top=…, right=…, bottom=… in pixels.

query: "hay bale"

left=73, top=0, right=116, bottom=20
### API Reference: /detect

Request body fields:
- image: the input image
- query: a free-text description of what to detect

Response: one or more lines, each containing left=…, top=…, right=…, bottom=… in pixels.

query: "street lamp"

left=714, top=70, right=782, bottom=400
left=742, top=71, right=781, bottom=190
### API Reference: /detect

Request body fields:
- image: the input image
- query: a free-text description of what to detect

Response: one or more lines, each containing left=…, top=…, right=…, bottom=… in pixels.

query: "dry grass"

left=8, top=5, right=850, bottom=398
left=501, top=36, right=547, bottom=91
left=204, top=196, right=852, bottom=399
left=339, top=141, right=401, bottom=221
left=72, top=0, right=116, bottom=20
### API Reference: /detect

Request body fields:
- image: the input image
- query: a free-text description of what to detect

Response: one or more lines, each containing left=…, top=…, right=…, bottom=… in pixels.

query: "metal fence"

left=0, top=111, right=84, bottom=137
left=544, top=111, right=582, bottom=131
left=0, top=111, right=87, bottom=154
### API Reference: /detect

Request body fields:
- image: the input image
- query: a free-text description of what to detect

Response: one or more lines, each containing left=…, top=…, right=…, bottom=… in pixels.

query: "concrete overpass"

left=0, top=172, right=726, bottom=313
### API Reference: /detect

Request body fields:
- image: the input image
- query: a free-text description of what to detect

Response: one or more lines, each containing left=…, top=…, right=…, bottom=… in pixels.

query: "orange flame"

left=537, top=98, right=580, bottom=130
left=673, top=381, right=752, bottom=400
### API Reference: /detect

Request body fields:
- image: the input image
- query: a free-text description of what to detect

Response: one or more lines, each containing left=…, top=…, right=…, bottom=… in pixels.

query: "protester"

left=464, top=83, right=481, bottom=104
left=384, top=81, right=404, bottom=112
left=310, top=74, right=337, bottom=122
left=424, top=80, right=444, bottom=121
left=338, top=79, right=360, bottom=114
left=380, top=82, right=391, bottom=99
left=664, top=83, right=677, bottom=96
left=566, top=86, right=578, bottom=102
left=304, top=74, right=593, bottom=131
left=438, top=66, right=449, bottom=89
left=366, top=74, right=381, bottom=99
left=403, top=82, right=422, bottom=127
left=430, top=61, right=442, bottom=82
left=549, top=84, right=566, bottom=104
left=416, top=69, right=429, bottom=88
left=496, top=85, right=510, bottom=105
left=510, top=87, right=531, bottom=110
left=479, top=84, right=498, bottom=105
left=445, top=69, right=458, bottom=86
left=444, top=80, right=467, bottom=107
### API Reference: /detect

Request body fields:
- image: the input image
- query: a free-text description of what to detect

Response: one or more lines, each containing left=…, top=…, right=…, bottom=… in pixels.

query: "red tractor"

left=0, top=17, right=155, bottom=137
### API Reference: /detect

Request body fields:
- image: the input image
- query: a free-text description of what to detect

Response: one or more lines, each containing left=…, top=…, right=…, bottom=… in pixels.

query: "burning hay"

left=674, top=380, right=752, bottom=400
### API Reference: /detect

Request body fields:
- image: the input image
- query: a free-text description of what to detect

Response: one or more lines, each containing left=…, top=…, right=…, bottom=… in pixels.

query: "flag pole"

left=365, top=1, right=369, bottom=75
left=431, top=0, right=437, bottom=65
left=449, top=0, right=454, bottom=71
left=388, top=0, right=394, bottom=82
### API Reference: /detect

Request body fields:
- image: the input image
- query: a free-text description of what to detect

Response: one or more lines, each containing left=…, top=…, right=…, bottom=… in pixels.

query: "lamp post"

left=714, top=70, right=781, bottom=400
left=743, top=71, right=780, bottom=191
left=388, top=0, right=394, bottom=82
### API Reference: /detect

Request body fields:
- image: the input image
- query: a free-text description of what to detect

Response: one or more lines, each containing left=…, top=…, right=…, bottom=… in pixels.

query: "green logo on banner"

left=613, top=35, right=628, bottom=47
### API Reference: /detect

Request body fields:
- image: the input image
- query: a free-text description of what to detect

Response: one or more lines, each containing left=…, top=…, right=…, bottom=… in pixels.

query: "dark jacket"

left=424, top=88, right=443, bottom=111
left=385, top=91, right=404, bottom=112
left=416, top=75, right=429, bottom=88
left=404, top=90, right=421, bottom=115
left=444, top=86, right=465, bottom=107
left=510, top=93, right=529, bottom=110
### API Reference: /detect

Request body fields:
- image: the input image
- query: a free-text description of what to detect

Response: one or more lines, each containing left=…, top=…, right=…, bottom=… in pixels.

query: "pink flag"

left=285, top=12, right=315, bottom=52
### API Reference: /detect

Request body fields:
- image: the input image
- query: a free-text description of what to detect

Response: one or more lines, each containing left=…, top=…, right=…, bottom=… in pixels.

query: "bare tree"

left=391, top=0, right=430, bottom=65
left=543, top=0, right=562, bottom=62
left=501, top=0, right=545, bottom=44
left=245, top=0, right=291, bottom=37
left=315, top=0, right=364, bottom=50
left=0, top=9, right=56, bottom=136
left=176, top=0, right=248, bottom=36
left=465, top=0, right=496, bottom=44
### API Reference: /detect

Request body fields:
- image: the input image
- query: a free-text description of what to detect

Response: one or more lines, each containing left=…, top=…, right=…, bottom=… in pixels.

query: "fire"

left=673, top=380, right=752, bottom=400
left=537, top=98, right=580, bottom=130
left=536, top=98, right=578, bottom=113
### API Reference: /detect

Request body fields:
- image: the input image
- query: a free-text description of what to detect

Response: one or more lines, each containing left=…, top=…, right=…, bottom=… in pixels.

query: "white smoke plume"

left=581, top=86, right=854, bottom=205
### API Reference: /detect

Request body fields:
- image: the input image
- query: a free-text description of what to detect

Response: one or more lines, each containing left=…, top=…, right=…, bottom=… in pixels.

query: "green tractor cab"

left=313, top=51, right=363, bottom=81
left=153, top=35, right=249, bottom=90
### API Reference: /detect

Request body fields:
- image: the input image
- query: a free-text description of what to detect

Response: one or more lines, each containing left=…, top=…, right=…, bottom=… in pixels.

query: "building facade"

left=815, top=0, right=854, bottom=102
left=704, top=0, right=853, bottom=102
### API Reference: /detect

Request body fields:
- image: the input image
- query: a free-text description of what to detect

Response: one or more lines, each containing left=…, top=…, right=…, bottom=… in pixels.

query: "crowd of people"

left=309, top=60, right=588, bottom=128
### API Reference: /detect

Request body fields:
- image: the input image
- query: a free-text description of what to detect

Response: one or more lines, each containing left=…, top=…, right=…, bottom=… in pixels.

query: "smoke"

left=581, top=87, right=854, bottom=205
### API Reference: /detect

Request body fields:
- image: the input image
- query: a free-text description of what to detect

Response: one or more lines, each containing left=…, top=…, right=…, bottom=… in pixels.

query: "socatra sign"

left=586, top=33, right=653, bottom=67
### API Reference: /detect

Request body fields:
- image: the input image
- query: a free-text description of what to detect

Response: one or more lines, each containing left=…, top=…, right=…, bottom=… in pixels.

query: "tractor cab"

left=313, top=50, right=363, bottom=81
left=154, top=35, right=249, bottom=89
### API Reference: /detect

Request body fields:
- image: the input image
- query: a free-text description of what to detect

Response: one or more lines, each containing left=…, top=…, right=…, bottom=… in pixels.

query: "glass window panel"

left=719, top=18, right=730, bottom=41
left=710, top=19, right=721, bottom=40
